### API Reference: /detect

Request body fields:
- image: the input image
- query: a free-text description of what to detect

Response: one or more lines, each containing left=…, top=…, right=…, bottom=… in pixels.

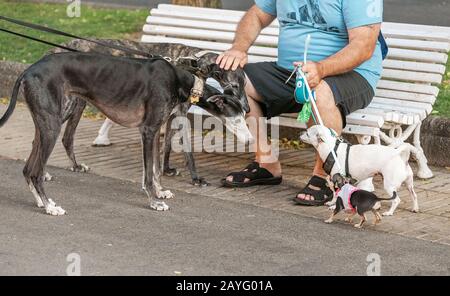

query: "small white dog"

left=300, top=125, right=419, bottom=216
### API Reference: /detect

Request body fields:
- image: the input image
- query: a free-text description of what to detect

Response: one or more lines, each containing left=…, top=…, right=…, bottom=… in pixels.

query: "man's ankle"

left=258, top=161, right=282, bottom=176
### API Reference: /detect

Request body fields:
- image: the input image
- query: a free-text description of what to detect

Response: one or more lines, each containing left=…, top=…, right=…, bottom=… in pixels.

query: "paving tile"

left=2, top=104, right=450, bottom=247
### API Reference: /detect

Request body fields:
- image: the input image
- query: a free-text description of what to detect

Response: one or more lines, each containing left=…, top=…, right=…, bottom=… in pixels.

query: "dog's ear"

left=207, top=95, right=226, bottom=111
left=176, top=57, right=200, bottom=73
left=332, top=174, right=345, bottom=188
left=316, top=132, right=325, bottom=143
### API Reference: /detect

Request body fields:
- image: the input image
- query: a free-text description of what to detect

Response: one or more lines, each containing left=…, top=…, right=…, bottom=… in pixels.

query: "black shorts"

left=244, top=62, right=375, bottom=127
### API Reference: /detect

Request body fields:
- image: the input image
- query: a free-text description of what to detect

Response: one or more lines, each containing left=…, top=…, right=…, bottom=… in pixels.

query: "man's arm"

left=298, top=24, right=381, bottom=89
left=216, top=5, right=276, bottom=71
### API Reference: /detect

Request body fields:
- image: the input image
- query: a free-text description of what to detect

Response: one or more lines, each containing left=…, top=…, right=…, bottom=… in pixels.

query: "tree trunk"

left=171, top=0, right=222, bottom=8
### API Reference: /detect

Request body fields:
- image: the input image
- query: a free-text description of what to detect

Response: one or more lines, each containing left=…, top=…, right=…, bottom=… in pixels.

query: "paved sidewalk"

left=1, top=104, right=450, bottom=247
left=3, top=158, right=450, bottom=275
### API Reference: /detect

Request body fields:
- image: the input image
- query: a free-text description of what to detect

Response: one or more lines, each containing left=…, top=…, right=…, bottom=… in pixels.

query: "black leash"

left=0, top=27, right=80, bottom=53
left=0, top=15, right=156, bottom=58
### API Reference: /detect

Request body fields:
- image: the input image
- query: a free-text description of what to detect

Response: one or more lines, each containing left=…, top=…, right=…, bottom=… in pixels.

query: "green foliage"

left=434, top=57, right=450, bottom=117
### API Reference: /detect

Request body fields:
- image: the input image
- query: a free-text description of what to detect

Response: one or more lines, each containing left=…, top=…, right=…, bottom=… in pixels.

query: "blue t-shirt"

left=255, top=0, right=383, bottom=91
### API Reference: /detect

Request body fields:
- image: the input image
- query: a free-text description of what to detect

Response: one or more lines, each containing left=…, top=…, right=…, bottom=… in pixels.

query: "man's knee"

left=315, top=81, right=336, bottom=112
left=244, top=75, right=263, bottom=102
left=313, top=80, right=343, bottom=131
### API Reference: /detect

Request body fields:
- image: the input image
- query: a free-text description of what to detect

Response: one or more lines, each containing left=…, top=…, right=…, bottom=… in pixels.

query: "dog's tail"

left=397, top=143, right=412, bottom=164
left=376, top=191, right=398, bottom=201
left=0, top=70, right=26, bottom=128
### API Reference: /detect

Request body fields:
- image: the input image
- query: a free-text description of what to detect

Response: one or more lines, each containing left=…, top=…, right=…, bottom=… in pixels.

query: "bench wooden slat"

left=385, top=38, right=450, bottom=53
left=377, top=80, right=440, bottom=96
left=375, top=89, right=436, bottom=104
left=369, top=102, right=427, bottom=119
left=367, top=103, right=426, bottom=121
left=382, top=60, right=446, bottom=74
left=387, top=48, right=448, bottom=64
left=150, top=8, right=247, bottom=25
left=383, top=22, right=450, bottom=36
left=355, top=108, right=414, bottom=125
left=268, top=116, right=381, bottom=137
left=281, top=112, right=384, bottom=128
left=190, top=106, right=378, bottom=136
left=381, top=68, right=443, bottom=84
left=373, top=97, right=433, bottom=114
left=383, top=29, right=450, bottom=43
left=147, top=14, right=279, bottom=36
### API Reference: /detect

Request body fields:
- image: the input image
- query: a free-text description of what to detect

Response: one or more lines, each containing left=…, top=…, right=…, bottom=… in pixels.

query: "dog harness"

left=323, top=138, right=353, bottom=179
left=336, top=183, right=359, bottom=212
left=189, top=75, right=204, bottom=105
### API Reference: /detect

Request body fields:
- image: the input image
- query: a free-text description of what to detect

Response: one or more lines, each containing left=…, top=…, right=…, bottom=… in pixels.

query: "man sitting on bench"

left=218, top=0, right=384, bottom=206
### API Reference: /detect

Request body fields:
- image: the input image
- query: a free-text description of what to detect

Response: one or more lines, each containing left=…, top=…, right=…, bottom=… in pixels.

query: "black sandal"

left=222, top=162, right=283, bottom=188
left=293, top=176, right=333, bottom=206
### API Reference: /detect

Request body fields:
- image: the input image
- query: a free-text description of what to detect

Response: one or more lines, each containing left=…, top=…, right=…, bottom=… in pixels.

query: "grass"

left=0, top=0, right=148, bottom=63
left=434, top=58, right=450, bottom=117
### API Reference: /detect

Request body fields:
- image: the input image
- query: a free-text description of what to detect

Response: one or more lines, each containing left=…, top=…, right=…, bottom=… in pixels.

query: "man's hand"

left=294, top=61, right=324, bottom=89
left=215, top=5, right=274, bottom=71
left=216, top=48, right=248, bottom=71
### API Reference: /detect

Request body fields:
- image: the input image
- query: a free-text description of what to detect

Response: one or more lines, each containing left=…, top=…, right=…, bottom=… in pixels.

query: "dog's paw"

left=324, top=219, right=333, bottom=224
left=45, top=200, right=66, bottom=216
left=44, top=172, right=53, bottom=182
left=192, top=177, right=209, bottom=187
left=344, top=217, right=353, bottom=223
left=411, top=207, right=420, bottom=213
left=164, top=167, right=180, bottom=177
left=150, top=200, right=170, bottom=211
left=382, top=211, right=394, bottom=217
left=70, top=164, right=90, bottom=173
left=35, top=198, right=44, bottom=208
left=92, top=136, right=111, bottom=147
left=353, top=224, right=363, bottom=229
left=157, top=190, right=174, bottom=199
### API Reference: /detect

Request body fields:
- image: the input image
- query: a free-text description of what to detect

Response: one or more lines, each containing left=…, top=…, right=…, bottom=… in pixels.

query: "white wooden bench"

left=140, top=4, right=450, bottom=179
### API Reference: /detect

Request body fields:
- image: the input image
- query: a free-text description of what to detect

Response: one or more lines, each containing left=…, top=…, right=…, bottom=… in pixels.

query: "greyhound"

left=50, top=40, right=240, bottom=186
left=0, top=51, right=252, bottom=215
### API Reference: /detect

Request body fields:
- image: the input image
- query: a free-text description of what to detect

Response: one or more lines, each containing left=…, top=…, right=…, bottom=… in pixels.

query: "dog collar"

left=323, top=138, right=353, bottom=179
left=189, top=75, right=204, bottom=105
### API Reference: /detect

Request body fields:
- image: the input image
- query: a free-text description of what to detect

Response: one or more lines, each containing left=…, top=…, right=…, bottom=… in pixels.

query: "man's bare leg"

left=297, top=80, right=343, bottom=201
left=226, top=77, right=281, bottom=183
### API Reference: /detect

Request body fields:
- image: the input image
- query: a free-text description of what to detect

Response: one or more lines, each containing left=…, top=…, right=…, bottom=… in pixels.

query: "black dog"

left=0, top=51, right=252, bottom=215
left=50, top=41, right=250, bottom=187
left=49, top=39, right=249, bottom=186
left=325, top=174, right=396, bottom=228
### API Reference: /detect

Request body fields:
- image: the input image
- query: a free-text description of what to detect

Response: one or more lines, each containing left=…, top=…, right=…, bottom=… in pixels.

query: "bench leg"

left=379, top=123, right=433, bottom=180
left=412, top=122, right=434, bottom=179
